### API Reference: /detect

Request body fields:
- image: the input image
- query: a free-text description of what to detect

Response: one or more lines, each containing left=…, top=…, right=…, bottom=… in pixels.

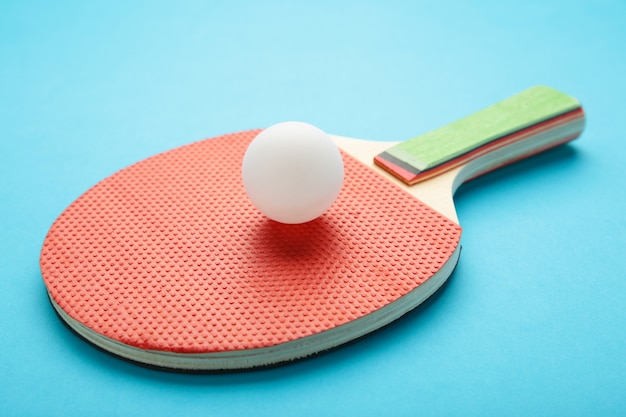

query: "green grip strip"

left=383, top=86, right=581, bottom=172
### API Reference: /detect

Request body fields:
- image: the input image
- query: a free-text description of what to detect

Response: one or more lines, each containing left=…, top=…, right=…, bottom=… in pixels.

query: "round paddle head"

left=40, top=130, right=461, bottom=370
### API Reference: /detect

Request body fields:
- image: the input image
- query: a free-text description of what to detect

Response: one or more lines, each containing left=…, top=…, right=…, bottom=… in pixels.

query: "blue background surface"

left=2, top=1, right=625, bottom=416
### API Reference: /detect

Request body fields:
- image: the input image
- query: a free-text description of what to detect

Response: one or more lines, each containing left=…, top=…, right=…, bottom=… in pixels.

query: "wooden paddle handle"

left=374, top=86, right=586, bottom=185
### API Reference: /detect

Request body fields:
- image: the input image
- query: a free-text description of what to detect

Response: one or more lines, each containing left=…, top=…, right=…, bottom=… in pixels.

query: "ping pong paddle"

left=40, top=86, right=585, bottom=371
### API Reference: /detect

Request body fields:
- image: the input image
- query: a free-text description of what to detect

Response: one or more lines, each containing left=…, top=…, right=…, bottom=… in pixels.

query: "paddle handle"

left=374, top=86, right=585, bottom=185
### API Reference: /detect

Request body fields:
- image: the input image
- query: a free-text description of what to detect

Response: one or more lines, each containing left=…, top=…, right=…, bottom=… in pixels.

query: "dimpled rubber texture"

left=40, top=130, right=461, bottom=358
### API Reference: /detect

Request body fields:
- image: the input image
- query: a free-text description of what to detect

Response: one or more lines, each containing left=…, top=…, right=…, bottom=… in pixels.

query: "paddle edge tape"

left=375, top=86, right=584, bottom=185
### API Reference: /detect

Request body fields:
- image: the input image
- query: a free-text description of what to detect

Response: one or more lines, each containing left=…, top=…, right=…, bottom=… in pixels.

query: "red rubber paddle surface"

left=40, top=130, right=461, bottom=354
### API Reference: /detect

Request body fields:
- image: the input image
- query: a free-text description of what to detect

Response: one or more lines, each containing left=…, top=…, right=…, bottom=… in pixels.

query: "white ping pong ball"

left=242, top=121, right=344, bottom=224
